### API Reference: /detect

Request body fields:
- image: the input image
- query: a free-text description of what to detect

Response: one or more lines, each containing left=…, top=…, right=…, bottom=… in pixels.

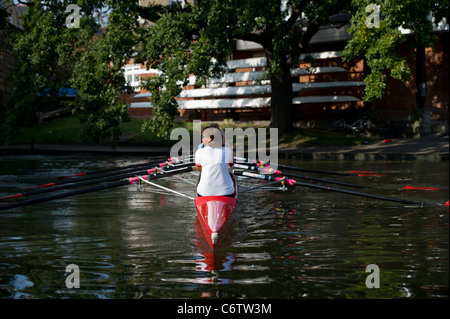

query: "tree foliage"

left=136, top=5, right=202, bottom=137
left=2, top=1, right=75, bottom=142
left=1, top=0, right=137, bottom=144
left=68, top=0, right=140, bottom=143
left=342, top=0, right=448, bottom=102
left=136, top=0, right=352, bottom=137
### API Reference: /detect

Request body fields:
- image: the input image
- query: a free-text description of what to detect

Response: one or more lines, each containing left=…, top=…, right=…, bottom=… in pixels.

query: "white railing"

left=129, top=51, right=364, bottom=109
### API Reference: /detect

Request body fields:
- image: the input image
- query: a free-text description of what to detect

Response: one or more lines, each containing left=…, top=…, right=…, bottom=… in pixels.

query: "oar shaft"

left=4, top=169, right=154, bottom=199
left=54, top=157, right=170, bottom=179
left=234, top=170, right=296, bottom=185
left=50, top=162, right=170, bottom=186
left=239, top=179, right=285, bottom=193
left=236, top=169, right=424, bottom=206
left=0, top=166, right=194, bottom=211
left=0, top=180, right=130, bottom=211
left=235, top=158, right=357, bottom=176
left=139, top=177, right=194, bottom=200
left=234, top=163, right=367, bottom=189
left=273, top=164, right=357, bottom=176
left=0, top=163, right=194, bottom=201
left=277, top=171, right=368, bottom=189
left=294, top=180, right=424, bottom=206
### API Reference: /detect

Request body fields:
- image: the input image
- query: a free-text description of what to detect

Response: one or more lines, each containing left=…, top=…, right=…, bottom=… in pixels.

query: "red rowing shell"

left=195, top=195, right=237, bottom=250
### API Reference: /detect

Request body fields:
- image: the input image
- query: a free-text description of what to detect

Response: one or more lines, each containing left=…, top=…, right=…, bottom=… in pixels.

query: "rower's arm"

left=192, top=166, right=202, bottom=172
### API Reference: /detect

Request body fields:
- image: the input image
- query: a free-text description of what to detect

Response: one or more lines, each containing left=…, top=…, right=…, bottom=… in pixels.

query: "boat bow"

left=195, top=195, right=237, bottom=248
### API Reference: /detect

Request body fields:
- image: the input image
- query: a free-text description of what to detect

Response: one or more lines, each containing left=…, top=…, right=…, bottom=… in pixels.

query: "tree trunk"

left=416, top=45, right=431, bottom=135
left=265, top=48, right=294, bottom=137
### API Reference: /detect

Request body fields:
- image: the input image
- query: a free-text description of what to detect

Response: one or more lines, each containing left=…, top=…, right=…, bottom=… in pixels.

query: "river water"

left=0, top=155, right=448, bottom=300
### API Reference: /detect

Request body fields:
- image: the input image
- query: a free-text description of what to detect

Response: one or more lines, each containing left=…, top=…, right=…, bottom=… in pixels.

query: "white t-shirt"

left=195, top=146, right=235, bottom=196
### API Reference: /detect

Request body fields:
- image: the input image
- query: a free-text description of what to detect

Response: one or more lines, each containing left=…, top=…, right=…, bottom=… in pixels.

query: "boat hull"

left=195, top=195, right=237, bottom=250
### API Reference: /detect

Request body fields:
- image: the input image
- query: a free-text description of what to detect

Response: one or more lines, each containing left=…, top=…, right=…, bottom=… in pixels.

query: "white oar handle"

left=235, top=171, right=296, bottom=186
left=240, top=172, right=268, bottom=180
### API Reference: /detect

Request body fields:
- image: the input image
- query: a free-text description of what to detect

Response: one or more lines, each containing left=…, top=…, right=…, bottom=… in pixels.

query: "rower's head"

left=201, top=126, right=224, bottom=148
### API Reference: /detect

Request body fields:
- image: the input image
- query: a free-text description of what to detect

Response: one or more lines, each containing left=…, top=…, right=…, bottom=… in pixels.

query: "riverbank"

left=280, top=132, right=449, bottom=161
left=1, top=132, right=447, bottom=161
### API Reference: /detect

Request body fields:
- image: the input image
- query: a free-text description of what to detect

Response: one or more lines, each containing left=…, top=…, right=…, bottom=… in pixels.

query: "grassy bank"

left=4, top=115, right=374, bottom=148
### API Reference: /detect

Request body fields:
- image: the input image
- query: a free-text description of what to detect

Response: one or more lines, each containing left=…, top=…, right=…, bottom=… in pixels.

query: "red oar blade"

left=24, top=183, right=57, bottom=189
left=402, top=185, right=440, bottom=191
left=357, top=174, right=386, bottom=176
left=51, top=157, right=177, bottom=181
left=0, top=193, right=24, bottom=201
left=349, top=171, right=386, bottom=176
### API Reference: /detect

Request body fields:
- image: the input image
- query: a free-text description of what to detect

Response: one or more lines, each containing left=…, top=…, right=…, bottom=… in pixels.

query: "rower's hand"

left=192, top=166, right=202, bottom=173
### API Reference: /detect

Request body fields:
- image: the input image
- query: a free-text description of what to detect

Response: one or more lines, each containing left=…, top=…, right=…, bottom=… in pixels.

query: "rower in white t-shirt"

left=194, top=126, right=235, bottom=197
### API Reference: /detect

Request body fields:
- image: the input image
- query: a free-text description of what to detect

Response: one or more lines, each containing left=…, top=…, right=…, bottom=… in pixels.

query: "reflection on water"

left=0, top=155, right=448, bottom=299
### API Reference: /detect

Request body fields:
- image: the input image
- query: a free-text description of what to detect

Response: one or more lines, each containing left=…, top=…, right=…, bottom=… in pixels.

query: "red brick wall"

left=127, top=107, right=153, bottom=119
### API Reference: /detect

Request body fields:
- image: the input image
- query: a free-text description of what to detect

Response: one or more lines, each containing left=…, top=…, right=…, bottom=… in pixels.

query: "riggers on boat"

left=195, top=174, right=238, bottom=250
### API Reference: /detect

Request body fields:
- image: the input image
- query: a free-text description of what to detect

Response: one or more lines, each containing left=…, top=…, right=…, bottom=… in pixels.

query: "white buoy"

left=211, top=233, right=218, bottom=245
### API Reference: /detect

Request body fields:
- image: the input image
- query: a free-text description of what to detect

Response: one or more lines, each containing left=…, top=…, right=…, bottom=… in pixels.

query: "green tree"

left=1, top=0, right=137, bottom=144
left=1, top=3, right=9, bottom=31
left=68, top=0, right=140, bottom=143
left=1, top=1, right=76, bottom=142
left=137, top=0, right=351, bottom=137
